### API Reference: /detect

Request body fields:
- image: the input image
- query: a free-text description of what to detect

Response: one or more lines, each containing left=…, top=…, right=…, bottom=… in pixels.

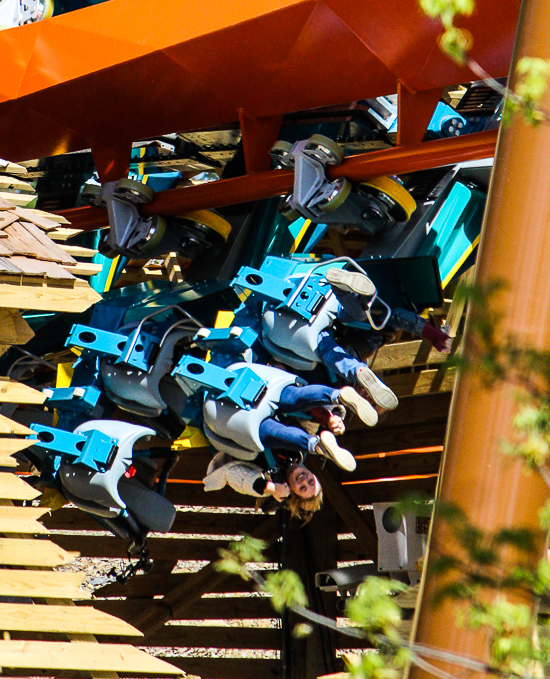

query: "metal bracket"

left=172, top=356, right=266, bottom=409
left=29, top=424, right=117, bottom=472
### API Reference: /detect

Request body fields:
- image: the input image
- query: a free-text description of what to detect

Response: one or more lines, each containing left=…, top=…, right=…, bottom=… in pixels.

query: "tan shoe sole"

left=326, top=268, right=376, bottom=297
left=356, top=366, right=398, bottom=410
left=338, top=385, right=378, bottom=427
left=316, top=430, right=356, bottom=472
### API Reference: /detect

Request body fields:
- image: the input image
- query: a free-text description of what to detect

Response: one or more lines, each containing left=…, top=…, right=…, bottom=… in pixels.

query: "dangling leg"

left=316, top=332, right=398, bottom=410
left=258, top=417, right=356, bottom=471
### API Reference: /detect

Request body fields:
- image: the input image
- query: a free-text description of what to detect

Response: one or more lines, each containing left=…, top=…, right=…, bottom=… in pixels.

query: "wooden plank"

left=143, top=624, right=280, bottom=649
left=0, top=440, right=35, bottom=468
left=44, top=506, right=267, bottom=535
left=0, top=160, right=27, bottom=175
left=145, top=656, right=276, bottom=679
left=0, top=416, right=34, bottom=436
left=383, top=367, right=456, bottom=397
left=0, top=506, right=49, bottom=533
left=0, top=309, right=34, bottom=346
left=342, top=421, right=447, bottom=456
left=0, top=640, right=181, bottom=674
left=394, top=583, right=420, bottom=609
left=0, top=538, right=78, bottom=567
left=0, top=473, right=40, bottom=500
left=371, top=340, right=449, bottom=371
left=9, top=207, right=62, bottom=231
left=51, top=533, right=279, bottom=562
left=349, top=450, right=442, bottom=483
left=0, top=379, right=46, bottom=404
left=0, top=603, right=142, bottom=637
left=49, top=227, right=82, bottom=240
left=59, top=244, right=98, bottom=258
left=91, top=596, right=278, bottom=622
left=26, top=209, right=70, bottom=225
left=0, top=192, right=35, bottom=207
left=62, top=262, right=104, bottom=276
left=133, top=517, right=279, bottom=634
left=0, top=177, right=33, bottom=192
left=345, top=477, right=437, bottom=506
left=0, top=570, right=90, bottom=600
left=16, top=221, right=76, bottom=263
left=0, top=279, right=102, bottom=313
left=94, top=571, right=258, bottom=599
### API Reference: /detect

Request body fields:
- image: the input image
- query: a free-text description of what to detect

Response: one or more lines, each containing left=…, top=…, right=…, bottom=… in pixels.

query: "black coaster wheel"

left=81, top=183, right=106, bottom=208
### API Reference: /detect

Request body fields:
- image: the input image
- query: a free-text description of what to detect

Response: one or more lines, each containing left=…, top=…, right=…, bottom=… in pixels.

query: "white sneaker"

left=315, top=430, right=356, bottom=472
left=356, top=366, right=398, bottom=410
left=326, top=268, right=376, bottom=297
left=338, top=385, right=378, bottom=427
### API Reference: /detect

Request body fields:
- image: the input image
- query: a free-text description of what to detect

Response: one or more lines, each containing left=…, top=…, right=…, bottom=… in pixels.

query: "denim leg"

left=278, top=383, right=340, bottom=413
left=259, top=417, right=315, bottom=455
left=316, top=332, right=363, bottom=384
left=388, top=308, right=426, bottom=337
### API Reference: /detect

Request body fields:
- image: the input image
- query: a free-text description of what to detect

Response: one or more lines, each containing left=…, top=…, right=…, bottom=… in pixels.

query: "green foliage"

left=345, top=577, right=407, bottom=645
left=292, top=623, right=313, bottom=638
left=214, top=534, right=267, bottom=580
left=539, top=499, right=550, bottom=530
left=418, top=0, right=474, bottom=26
left=346, top=647, right=412, bottom=679
left=264, top=569, right=308, bottom=612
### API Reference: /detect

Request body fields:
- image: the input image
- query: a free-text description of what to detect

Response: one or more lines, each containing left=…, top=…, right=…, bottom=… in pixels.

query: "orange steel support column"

left=411, top=0, right=550, bottom=675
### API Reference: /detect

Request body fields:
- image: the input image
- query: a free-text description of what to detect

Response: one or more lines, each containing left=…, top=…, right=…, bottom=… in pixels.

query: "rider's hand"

left=266, top=481, right=291, bottom=502
left=327, top=413, right=345, bottom=435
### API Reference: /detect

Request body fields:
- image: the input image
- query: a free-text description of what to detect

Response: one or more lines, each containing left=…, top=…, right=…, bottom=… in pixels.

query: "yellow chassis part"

left=361, top=176, right=417, bottom=221
left=178, top=210, right=232, bottom=242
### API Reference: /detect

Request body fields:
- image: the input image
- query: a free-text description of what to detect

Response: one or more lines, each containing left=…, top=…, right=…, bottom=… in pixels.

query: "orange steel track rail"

left=57, top=129, right=498, bottom=231
left=0, top=0, right=517, bottom=178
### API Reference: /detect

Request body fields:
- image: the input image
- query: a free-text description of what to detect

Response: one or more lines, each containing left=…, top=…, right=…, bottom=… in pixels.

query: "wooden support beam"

left=92, top=595, right=278, bottom=622
left=0, top=473, right=40, bottom=500
left=0, top=538, right=78, bottom=567
left=51, top=533, right=279, bottom=561
left=308, top=457, right=377, bottom=560
left=134, top=516, right=279, bottom=636
left=0, top=440, right=35, bottom=468
left=0, top=570, right=90, bottom=599
left=0, top=310, right=34, bottom=346
left=382, top=367, right=456, bottom=397
left=141, top=624, right=280, bottom=649
left=0, top=640, right=181, bottom=673
left=0, top=506, right=49, bottom=533
left=0, top=415, right=34, bottom=435
left=0, top=379, right=46, bottom=405
left=0, top=603, right=142, bottom=637
left=165, top=656, right=278, bottom=679
left=44, top=505, right=267, bottom=534
left=371, top=340, right=449, bottom=371
left=0, top=279, right=101, bottom=313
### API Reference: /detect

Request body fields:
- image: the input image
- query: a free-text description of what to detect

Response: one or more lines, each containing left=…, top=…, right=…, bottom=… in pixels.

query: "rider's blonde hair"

left=285, top=488, right=323, bottom=523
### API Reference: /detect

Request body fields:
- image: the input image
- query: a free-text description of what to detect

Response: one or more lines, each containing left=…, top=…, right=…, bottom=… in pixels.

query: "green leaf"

left=292, top=623, right=313, bottom=638
left=264, top=569, right=308, bottom=612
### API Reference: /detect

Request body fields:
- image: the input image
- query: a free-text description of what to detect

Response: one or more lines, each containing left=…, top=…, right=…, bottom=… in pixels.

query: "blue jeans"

left=258, top=384, right=340, bottom=454
left=317, top=332, right=363, bottom=384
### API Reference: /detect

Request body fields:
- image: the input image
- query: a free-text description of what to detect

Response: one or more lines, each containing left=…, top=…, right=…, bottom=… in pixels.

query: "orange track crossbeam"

left=0, top=0, right=517, bottom=169
left=57, top=129, right=497, bottom=230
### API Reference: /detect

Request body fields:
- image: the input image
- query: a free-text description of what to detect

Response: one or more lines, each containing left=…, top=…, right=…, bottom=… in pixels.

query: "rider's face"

left=286, top=464, right=320, bottom=499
